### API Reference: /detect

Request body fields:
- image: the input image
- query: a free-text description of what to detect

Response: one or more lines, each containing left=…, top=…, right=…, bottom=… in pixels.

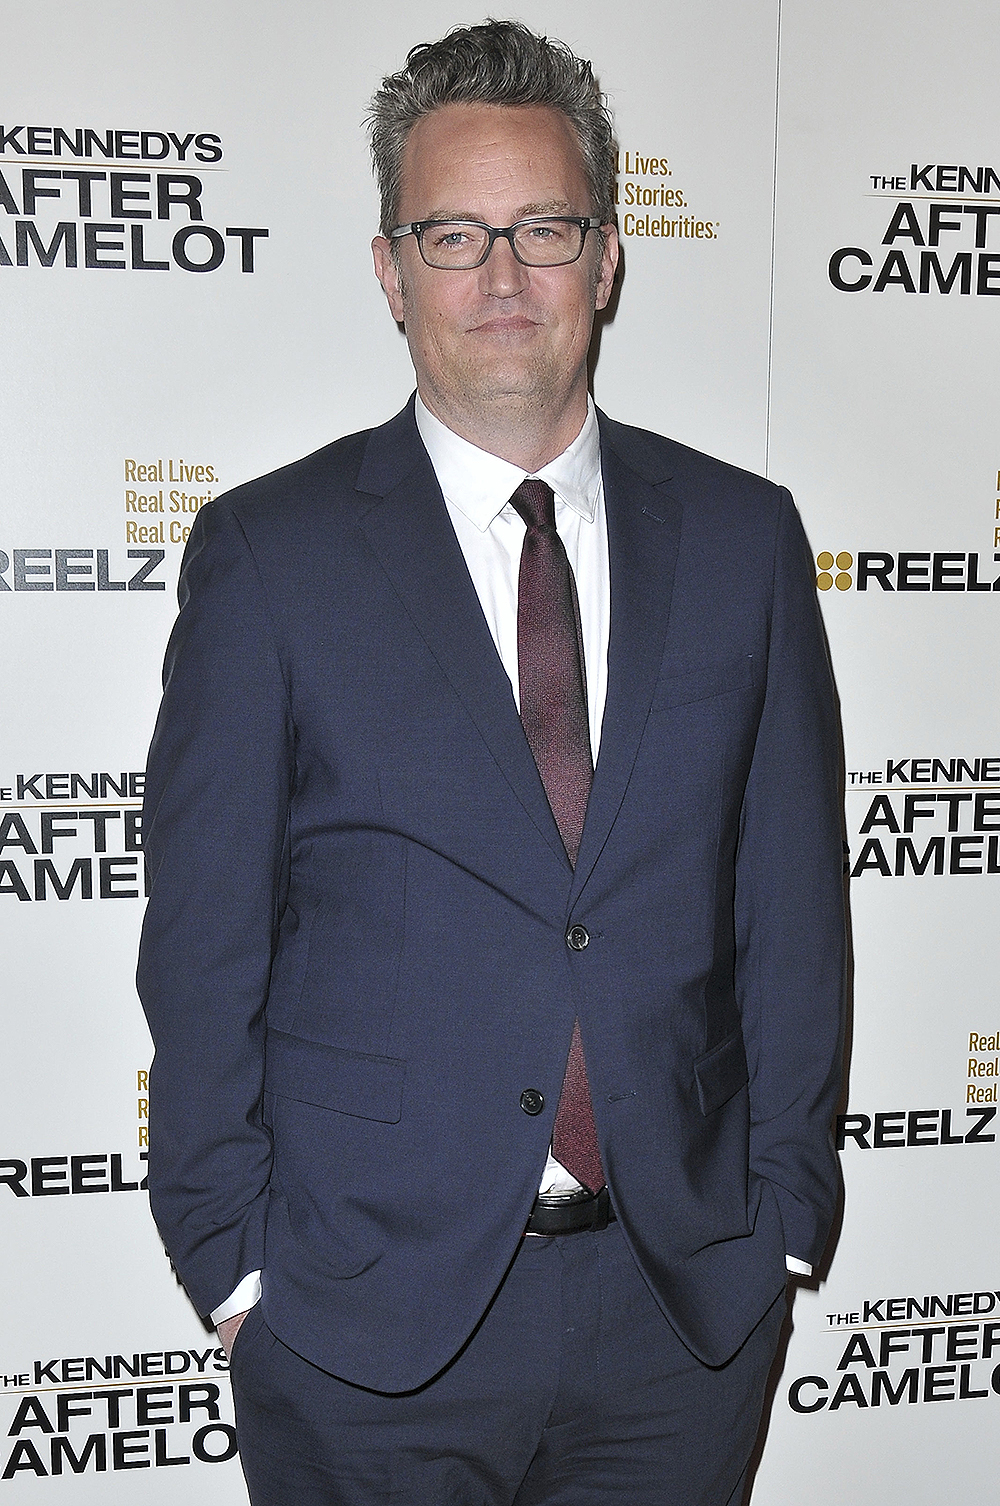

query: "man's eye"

left=427, top=226, right=474, bottom=250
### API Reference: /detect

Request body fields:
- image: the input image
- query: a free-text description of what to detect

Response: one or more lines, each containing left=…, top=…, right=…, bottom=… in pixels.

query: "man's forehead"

left=399, top=104, right=589, bottom=211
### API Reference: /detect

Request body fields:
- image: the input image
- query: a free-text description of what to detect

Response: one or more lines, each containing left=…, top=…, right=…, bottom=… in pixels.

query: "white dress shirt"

left=210, top=397, right=807, bottom=1324
left=415, top=394, right=610, bottom=762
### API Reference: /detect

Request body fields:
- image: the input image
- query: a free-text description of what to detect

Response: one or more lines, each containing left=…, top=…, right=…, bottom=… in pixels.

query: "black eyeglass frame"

left=389, top=216, right=603, bottom=269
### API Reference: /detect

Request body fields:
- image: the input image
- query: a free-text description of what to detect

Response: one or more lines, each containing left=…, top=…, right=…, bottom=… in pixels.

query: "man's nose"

left=478, top=234, right=529, bottom=297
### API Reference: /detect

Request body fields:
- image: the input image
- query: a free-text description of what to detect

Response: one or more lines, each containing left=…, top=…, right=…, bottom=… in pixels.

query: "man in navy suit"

left=138, top=20, right=845, bottom=1505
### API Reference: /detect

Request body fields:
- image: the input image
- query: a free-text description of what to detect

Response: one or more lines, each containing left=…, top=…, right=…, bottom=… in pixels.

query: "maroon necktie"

left=510, top=479, right=605, bottom=1193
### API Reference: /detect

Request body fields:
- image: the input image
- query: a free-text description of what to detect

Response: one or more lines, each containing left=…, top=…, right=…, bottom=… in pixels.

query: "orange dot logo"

left=816, top=551, right=853, bottom=590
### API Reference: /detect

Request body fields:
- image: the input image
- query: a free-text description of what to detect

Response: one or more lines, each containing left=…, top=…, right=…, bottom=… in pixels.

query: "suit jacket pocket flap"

left=265, top=1029, right=405, bottom=1123
left=694, top=1029, right=749, bottom=1115
left=651, top=655, right=754, bottom=711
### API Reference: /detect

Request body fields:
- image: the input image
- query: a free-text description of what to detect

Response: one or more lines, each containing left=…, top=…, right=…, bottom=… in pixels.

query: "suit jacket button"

left=566, top=924, right=590, bottom=951
left=520, top=1088, right=544, bottom=1115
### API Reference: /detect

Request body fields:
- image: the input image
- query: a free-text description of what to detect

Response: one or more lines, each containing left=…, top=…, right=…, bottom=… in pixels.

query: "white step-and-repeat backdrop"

left=3, top=1, right=996, bottom=1499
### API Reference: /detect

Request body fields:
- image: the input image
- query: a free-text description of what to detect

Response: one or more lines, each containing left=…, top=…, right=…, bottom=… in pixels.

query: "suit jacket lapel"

left=571, top=418, right=683, bottom=897
left=355, top=403, right=570, bottom=868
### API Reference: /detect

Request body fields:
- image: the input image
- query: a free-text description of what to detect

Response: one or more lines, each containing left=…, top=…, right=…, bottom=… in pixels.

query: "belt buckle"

left=526, top=1186, right=613, bottom=1236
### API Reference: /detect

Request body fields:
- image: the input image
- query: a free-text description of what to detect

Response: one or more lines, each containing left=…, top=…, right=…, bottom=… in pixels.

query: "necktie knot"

left=509, top=478, right=556, bottom=534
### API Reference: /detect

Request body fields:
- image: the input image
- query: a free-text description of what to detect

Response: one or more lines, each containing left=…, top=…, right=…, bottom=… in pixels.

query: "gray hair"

left=367, top=19, right=616, bottom=236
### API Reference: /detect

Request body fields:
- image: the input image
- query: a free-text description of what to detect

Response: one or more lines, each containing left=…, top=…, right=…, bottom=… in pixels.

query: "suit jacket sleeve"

left=137, top=497, right=292, bottom=1317
left=735, top=487, right=845, bottom=1269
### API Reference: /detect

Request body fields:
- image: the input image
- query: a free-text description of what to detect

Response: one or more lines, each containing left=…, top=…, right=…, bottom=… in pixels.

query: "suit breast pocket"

left=649, top=654, right=756, bottom=713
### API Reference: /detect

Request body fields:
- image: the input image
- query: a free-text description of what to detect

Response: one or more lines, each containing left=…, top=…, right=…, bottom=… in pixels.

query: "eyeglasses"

left=390, top=216, right=602, bottom=270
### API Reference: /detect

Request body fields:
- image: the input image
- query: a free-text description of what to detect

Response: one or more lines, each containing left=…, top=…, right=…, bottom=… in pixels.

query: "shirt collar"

left=414, top=393, right=602, bottom=533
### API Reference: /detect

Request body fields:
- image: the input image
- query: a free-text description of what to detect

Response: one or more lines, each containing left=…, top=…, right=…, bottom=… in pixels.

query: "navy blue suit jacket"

left=138, top=400, right=845, bottom=1392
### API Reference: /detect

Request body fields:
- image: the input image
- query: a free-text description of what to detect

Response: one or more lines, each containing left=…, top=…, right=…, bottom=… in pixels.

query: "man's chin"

left=419, top=358, right=575, bottom=432
left=457, top=366, right=554, bottom=409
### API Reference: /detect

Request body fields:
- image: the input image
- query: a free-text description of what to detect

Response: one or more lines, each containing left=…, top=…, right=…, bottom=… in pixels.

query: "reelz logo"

left=788, top=1290, right=1000, bottom=1415
left=0, top=548, right=165, bottom=593
left=1, top=1151, right=147, bottom=1197
left=816, top=550, right=1000, bottom=592
left=836, top=1107, right=996, bottom=1149
left=1, top=1345, right=237, bottom=1480
left=0, top=126, right=267, bottom=274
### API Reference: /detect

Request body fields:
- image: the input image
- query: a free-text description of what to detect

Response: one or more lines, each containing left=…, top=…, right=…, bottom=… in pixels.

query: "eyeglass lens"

left=419, top=219, right=585, bottom=268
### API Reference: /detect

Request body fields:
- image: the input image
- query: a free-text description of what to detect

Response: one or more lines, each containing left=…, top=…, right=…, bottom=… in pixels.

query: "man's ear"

left=594, top=224, right=620, bottom=311
left=372, top=236, right=406, bottom=323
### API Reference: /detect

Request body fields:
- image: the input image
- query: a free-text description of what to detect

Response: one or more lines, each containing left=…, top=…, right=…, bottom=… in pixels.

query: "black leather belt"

left=525, top=1185, right=616, bottom=1236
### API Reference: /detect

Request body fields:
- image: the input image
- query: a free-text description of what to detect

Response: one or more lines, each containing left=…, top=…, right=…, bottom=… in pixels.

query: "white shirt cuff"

left=211, top=1270, right=262, bottom=1325
left=785, top=1255, right=812, bottom=1277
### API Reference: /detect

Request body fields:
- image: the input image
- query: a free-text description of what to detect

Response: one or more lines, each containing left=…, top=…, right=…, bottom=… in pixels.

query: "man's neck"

left=416, top=385, right=589, bottom=471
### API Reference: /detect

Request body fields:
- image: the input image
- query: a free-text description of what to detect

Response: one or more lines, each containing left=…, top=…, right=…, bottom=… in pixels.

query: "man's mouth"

left=468, top=315, right=539, bottom=334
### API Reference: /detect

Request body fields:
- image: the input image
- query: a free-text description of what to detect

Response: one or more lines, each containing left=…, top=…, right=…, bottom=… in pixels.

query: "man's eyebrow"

left=419, top=200, right=577, bottom=223
left=515, top=201, right=575, bottom=217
